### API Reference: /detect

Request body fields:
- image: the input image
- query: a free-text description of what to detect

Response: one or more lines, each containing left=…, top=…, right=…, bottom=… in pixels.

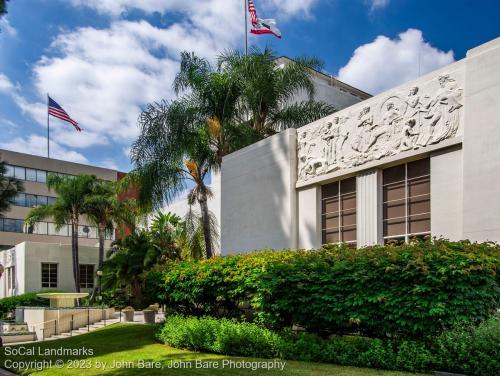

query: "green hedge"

left=157, top=314, right=500, bottom=375
left=0, top=290, right=62, bottom=318
left=151, top=240, right=499, bottom=338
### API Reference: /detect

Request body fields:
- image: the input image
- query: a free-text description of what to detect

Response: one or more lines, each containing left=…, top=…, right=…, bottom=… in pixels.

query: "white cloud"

left=338, top=29, right=454, bottom=94
left=0, top=18, right=17, bottom=37
left=368, top=0, right=390, bottom=11
left=0, top=73, right=15, bottom=92
left=0, top=135, right=88, bottom=164
left=100, top=158, right=120, bottom=170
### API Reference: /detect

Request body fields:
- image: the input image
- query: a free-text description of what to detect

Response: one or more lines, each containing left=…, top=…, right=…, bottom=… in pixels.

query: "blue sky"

left=0, top=0, right=498, bottom=172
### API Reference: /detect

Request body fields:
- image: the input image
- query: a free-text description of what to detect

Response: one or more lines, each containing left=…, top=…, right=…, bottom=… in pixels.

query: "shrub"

left=157, top=315, right=499, bottom=375
left=0, top=290, right=61, bottom=318
left=434, top=314, right=500, bottom=376
left=157, top=315, right=282, bottom=358
left=157, top=240, right=499, bottom=338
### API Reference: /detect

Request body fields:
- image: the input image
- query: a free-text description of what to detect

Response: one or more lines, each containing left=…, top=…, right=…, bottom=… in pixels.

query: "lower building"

left=220, top=37, right=500, bottom=253
left=0, top=242, right=100, bottom=298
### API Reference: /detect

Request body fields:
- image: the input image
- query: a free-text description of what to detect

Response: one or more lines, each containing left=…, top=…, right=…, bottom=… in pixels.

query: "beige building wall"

left=0, top=149, right=119, bottom=249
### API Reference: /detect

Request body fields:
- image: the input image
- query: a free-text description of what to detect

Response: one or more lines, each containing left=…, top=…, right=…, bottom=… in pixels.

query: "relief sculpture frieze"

left=297, top=73, right=463, bottom=182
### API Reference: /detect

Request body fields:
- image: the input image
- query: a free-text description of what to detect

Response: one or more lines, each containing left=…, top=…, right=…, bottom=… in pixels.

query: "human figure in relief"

left=424, top=74, right=463, bottom=144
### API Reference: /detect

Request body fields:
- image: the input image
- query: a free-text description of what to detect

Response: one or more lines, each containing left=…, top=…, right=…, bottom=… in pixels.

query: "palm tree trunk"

left=198, top=196, right=213, bottom=258
left=98, top=224, right=105, bottom=270
left=72, top=218, right=81, bottom=293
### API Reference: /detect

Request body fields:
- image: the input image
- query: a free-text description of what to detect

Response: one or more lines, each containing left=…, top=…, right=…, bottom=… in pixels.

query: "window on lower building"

left=6, top=266, right=15, bottom=290
left=321, top=177, right=357, bottom=246
left=41, top=263, right=58, bottom=288
left=383, top=158, right=431, bottom=244
left=79, top=264, right=94, bottom=289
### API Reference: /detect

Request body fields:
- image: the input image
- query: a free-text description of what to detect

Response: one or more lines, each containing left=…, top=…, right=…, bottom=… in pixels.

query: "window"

left=36, top=195, right=48, bottom=206
left=14, top=193, right=26, bottom=206
left=5, top=165, right=14, bottom=177
left=6, top=266, right=15, bottom=290
left=79, top=264, right=94, bottom=289
left=26, top=194, right=37, bottom=207
left=36, top=170, right=47, bottom=183
left=383, top=158, right=431, bottom=243
left=26, top=168, right=37, bottom=181
left=41, top=263, right=58, bottom=288
left=321, top=177, right=357, bottom=245
left=14, top=166, right=25, bottom=180
left=48, top=196, right=57, bottom=205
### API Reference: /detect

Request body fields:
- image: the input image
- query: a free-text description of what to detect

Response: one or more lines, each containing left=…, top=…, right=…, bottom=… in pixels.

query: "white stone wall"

left=462, top=37, right=500, bottom=242
left=221, top=129, right=297, bottom=254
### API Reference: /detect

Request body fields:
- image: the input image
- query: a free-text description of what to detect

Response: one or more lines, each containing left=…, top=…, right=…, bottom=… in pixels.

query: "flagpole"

left=244, top=0, right=248, bottom=55
left=47, top=93, right=50, bottom=159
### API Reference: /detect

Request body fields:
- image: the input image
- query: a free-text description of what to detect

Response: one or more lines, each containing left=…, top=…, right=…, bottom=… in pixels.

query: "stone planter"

left=143, top=310, right=156, bottom=324
left=123, top=310, right=134, bottom=322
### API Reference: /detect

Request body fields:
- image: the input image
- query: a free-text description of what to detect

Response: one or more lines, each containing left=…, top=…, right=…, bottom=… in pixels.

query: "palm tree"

left=131, top=121, right=218, bottom=258
left=0, top=159, right=24, bottom=216
left=218, top=47, right=336, bottom=137
left=102, top=230, right=154, bottom=305
left=25, top=174, right=96, bottom=292
left=84, top=180, right=138, bottom=271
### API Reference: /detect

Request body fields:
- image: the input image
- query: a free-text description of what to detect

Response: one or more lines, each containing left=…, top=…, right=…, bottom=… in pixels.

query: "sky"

left=0, top=0, right=498, bottom=172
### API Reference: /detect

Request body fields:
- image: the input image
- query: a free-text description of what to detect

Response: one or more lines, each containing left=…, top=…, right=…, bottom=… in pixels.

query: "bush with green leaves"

left=155, top=240, right=499, bottom=338
left=157, top=315, right=282, bottom=358
left=0, top=290, right=62, bottom=318
left=157, top=314, right=499, bottom=375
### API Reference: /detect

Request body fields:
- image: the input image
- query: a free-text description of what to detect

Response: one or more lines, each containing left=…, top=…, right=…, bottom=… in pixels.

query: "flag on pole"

left=48, top=96, right=82, bottom=131
left=248, top=0, right=282, bottom=38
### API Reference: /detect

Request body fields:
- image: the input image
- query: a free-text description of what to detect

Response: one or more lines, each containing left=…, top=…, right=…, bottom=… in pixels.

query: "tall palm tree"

left=25, top=174, right=96, bottom=292
left=131, top=121, right=218, bottom=258
left=84, top=180, right=138, bottom=271
left=218, top=47, right=336, bottom=137
left=0, top=159, right=23, bottom=217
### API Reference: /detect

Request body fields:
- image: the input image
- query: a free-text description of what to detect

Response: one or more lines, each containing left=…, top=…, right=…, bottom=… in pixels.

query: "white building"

left=219, top=37, right=500, bottom=253
left=0, top=242, right=100, bottom=298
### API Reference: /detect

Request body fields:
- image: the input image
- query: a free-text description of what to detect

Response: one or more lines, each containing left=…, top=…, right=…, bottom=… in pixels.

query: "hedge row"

left=148, top=240, right=499, bottom=338
left=157, top=314, right=500, bottom=375
left=0, top=290, right=61, bottom=318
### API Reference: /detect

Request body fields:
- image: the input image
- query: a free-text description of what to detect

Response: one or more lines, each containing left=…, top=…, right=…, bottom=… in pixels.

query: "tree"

left=102, top=230, right=154, bottom=305
left=0, top=159, right=23, bottom=217
left=84, top=180, right=137, bottom=271
left=25, top=174, right=96, bottom=292
left=218, top=47, right=335, bottom=137
left=0, top=1, right=9, bottom=20
left=131, top=119, right=218, bottom=258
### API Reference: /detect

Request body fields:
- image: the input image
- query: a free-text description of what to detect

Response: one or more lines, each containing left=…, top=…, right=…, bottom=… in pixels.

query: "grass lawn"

left=0, top=324, right=426, bottom=376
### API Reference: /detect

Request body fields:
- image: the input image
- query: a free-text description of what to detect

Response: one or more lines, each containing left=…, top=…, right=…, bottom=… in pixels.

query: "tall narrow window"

left=383, top=158, right=431, bottom=243
left=41, top=263, right=58, bottom=288
left=321, top=177, right=357, bottom=245
left=7, top=266, right=15, bottom=290
left=79, top=264, right=94, bottom=289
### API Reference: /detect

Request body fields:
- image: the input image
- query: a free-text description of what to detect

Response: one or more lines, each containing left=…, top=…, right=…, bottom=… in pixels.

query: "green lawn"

left=0, top=324, right=426, bottom=376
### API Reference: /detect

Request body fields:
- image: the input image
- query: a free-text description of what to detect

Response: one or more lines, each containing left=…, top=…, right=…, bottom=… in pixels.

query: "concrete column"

left=462, top=37, right=500, bottom=241
left=356, top=170, right=382, bottom=247
left=297, top=186, right=321, bottom=249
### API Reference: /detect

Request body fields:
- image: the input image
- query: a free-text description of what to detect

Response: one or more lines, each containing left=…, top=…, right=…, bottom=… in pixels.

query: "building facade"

left=0, top=242, right=100, bottom=298
left=0, top=149, right=120, bottom=250
left=220, top=37, right=500, bottom=254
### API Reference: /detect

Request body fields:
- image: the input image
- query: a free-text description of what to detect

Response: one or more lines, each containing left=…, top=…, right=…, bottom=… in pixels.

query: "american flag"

left=248, top=0, right=281, bottom=38
left=48, top=96, right=82, bottom=131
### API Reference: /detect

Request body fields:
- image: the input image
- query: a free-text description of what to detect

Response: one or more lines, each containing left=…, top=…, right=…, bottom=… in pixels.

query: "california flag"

left=248, top=0, right=282, bottom=38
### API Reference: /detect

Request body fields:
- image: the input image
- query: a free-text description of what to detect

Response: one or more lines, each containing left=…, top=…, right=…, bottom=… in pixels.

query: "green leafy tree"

left=0, top=1, right=9, bottom=20
left=25, top=174, right=96, bottom=292
left=0, top=159, right=23, bottom=216
left=218, top=47, right=336, bottom=137
left=102, top=230, right=154, bottom=305
left=84, top=180, right=138, bottom=271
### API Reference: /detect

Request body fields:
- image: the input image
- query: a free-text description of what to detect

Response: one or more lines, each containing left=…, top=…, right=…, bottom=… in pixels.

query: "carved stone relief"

left=297, top=73, right=463, bottom=182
